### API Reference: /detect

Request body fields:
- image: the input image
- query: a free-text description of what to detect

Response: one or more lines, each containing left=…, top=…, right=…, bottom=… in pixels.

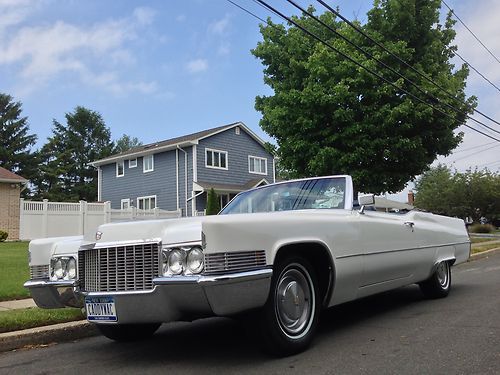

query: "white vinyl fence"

left=19, top=199, right=181, bottom=240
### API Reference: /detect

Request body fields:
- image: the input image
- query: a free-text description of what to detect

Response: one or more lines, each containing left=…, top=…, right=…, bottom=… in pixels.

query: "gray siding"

left=101, top=147, right=193, bottom=216
left=196, top=128, right=274, bottom=186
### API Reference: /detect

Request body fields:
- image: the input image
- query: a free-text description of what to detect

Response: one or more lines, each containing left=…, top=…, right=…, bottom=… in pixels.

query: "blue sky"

left=1, top=0, right=499, bottom=188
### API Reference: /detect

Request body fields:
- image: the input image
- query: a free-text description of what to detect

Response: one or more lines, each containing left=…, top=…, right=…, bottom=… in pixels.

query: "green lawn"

left=0, top=307, right=84, bottom=333
left=0, top=242, right=31, bottom=301
left=470, top=237, right=495, bottom=244
left=472, top=242, right=500, bottom=254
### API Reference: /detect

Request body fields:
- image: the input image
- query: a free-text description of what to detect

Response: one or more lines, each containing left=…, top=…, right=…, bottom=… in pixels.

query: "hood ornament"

left=95, top=231, right=103, bottom=241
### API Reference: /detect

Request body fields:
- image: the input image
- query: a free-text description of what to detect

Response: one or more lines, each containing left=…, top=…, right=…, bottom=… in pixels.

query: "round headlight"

left=54, top=259, right=64, bottom=279
left=67, top=258, right=77, bottom=279
left=186, top=247, right=204, bottom=274
left=168, top=249, right=185, bottom=275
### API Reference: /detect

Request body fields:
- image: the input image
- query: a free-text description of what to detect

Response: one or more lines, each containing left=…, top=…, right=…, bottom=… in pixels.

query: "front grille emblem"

left=95, top=231, right=103, bottom=241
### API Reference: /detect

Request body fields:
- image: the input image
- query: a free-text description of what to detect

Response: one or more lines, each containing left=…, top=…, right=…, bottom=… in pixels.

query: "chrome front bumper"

left=24, top=268, right=272, bottom=324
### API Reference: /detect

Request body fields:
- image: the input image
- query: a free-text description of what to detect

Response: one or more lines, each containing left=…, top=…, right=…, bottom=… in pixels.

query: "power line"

left=451, top=143, right=500, bottom=163
left=285, top=0, right=500, bottom=136
left=231, top=0, right=500, bottom=142
left=315, top=0, right=500, bottom=125
left=454, top=50, right=500, bottom=93
left=442, top=0, right=500, bottom=65
left=452, top=141, right=496, bottom=153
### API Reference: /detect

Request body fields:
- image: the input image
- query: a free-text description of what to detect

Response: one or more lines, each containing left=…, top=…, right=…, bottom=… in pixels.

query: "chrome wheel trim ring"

left=436, top=262, right=449, bottom=288
left=274, top=263, right=315, bottom=339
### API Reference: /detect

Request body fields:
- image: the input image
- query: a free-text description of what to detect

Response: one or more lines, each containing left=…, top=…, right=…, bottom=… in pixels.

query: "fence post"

left=105, top=201, right=111, bottom=223
left=19, top=198, right=25, bottom=240
left=132, top=206, right=137, bottom=220
left=42, top=199, right=49, bottom=238
left=79, top=200, right=87, bottom=235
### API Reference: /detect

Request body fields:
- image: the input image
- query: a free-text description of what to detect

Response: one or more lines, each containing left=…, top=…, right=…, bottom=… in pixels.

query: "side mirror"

left=358, top=194, right=375, bottom=206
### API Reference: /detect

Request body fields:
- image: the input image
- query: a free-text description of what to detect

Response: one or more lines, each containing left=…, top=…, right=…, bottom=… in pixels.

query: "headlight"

left=162, top=245, right=204, bottom=276
left=186, top=247, right=204, bottom=274
left=168, top=249, right=186, bottom=275
left=50, top=256, right=77, bottom=281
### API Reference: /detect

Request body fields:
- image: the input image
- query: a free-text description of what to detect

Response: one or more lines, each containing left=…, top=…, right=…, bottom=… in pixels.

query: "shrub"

left=0, top=230, right=8, bottom=242
left=206, top=188, right=221, bottom=215
left=469, top=224, right=496, bottom=233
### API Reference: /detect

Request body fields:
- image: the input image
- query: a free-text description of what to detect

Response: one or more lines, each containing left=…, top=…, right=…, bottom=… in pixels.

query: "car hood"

left=86, top=216, right=207, bottom=246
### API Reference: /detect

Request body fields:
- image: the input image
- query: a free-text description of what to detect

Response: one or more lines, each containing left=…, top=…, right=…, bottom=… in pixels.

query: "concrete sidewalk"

left=0, top=298, right=36, bottom=311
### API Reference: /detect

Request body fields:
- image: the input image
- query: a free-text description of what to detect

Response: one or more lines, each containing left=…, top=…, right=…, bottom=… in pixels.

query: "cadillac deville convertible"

left=25, top=176, right=470, bottom=355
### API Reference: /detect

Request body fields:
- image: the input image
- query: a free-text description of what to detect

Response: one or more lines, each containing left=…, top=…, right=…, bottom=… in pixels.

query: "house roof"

left=0, top=167, right=28, bottom=183
left=90, top=121, right=269, bottom=167
left=194, top=178, right=270, bottom=193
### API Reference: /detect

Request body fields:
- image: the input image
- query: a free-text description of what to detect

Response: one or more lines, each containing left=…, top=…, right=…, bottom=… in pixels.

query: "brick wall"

left=0, top=182, right=21, bottom=240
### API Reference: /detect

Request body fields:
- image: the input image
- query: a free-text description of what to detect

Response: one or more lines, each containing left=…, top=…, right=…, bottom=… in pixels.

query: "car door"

left=357, top=210, right=420, bottom=296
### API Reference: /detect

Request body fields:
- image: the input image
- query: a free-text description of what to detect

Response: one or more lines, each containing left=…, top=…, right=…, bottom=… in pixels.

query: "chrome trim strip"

left=24, top=279, right=77, bottom=288
left=154, top=268, right=273, bottom=285
left=337, top=241, right=471, bottom=259
left=162, top=241, right=202, bottom=248
left=87, top=238, right=163, bottom=249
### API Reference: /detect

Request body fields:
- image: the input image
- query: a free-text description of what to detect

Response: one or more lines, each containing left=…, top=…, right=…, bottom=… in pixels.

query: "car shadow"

left=92, top=283, right=469, bottom=365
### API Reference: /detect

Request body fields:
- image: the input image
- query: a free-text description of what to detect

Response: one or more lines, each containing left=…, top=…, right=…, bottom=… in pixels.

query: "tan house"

left=0, top=167, right=27, bottom=241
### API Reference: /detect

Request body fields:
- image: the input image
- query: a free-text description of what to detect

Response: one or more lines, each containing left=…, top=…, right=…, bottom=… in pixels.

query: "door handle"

left=404, top=221, right=415, bottom=232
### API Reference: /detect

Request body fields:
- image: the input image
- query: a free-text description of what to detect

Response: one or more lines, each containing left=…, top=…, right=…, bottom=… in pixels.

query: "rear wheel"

left=257, top=255, right=320, bottom=356
left=96, top=323, right=161, bottom=342
left=419, top=261, right=451, bottom=299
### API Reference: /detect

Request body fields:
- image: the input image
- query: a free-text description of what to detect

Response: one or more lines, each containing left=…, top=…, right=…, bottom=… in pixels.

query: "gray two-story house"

left=91, top=122, right=275, bottom=216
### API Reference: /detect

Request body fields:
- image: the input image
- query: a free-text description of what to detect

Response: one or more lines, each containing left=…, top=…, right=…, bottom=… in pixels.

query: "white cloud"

left=186, top=58, right=208, bottom=74
left=0, top=3, right=159, bottom=96
left=133, top=7, right=156, bottom=26
left=209, top=14, right=231, bottom=35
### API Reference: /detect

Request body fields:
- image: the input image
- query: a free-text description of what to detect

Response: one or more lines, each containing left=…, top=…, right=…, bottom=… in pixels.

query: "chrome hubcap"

left=275, top=264, right=314, bottom=338
left=436, top=262, right=449, bottom=288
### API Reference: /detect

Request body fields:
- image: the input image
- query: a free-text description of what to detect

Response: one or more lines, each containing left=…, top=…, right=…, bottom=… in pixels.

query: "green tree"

left=414, top=165, right=500, bottom=222
left=114, top=134, right=142, bottom=154
left=36, top=107, right=114, bottom=201
left=252, top=0, right=475, bottom=193
left=0, top=93, right=38, bottom=192
left=206, top=188, right=221, bottom=215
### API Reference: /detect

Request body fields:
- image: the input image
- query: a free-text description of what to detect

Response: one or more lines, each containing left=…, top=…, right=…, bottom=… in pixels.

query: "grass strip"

left=0, top=307, right=84, bottom=334
left=470, top=237, right=496, bottom=244
left=472, top=243, right=500, bottom=254
left=0, top=242, right=30, bottom=301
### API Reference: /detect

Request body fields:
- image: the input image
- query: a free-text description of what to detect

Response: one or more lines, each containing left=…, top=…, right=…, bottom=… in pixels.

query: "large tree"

left=0, top=93, right=38, bottom=185
left=414, top=165, right=500, bottom=222
left=36, top=106, right=114, bottom=201
left=252, top=0, right=475, bottom=193
left=114, top=134, right=142, bottom=154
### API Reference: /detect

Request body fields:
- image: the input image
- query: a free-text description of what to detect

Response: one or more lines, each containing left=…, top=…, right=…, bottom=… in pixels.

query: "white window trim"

left=129, top=158, right=137, bottom=168
left=120, top=198, right=130, bottom=209
left=143, top=155, right=154, bottom=173
left=116, top=160, right=124, bottom=177
left=248, top=155, right=268, bottom=175
left=205, top=148, right=228, bottom=170
left=137, top=195, right=157, bottom=210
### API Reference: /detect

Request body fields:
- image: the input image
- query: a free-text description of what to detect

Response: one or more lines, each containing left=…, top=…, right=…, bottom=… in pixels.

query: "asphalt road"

left=1, top=253, right=499, bottom=375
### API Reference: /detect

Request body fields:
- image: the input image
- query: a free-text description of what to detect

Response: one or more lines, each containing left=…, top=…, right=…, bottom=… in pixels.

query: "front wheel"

left=419, top=261, right=451, bottom=299
left=257, top=255, right=320, bottom=356
left=96, top=323, right=161, bottom=342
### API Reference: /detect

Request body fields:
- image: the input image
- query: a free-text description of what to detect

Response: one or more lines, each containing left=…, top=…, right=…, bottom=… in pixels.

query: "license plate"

left=85, top=296, right=117, bottom=322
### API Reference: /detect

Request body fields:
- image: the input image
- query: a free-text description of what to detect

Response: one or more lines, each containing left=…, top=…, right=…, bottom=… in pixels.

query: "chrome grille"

left=79, top=242, right=161, bottom=292
left=204, top=250, right=267, bottom=275
left=30, top=264, right=49, bottom=279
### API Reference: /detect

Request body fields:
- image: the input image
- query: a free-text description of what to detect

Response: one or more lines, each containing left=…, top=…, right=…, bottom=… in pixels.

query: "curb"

left=0, top=320, right=98, bottom=353
left=469, top=246, right=500, bottom=261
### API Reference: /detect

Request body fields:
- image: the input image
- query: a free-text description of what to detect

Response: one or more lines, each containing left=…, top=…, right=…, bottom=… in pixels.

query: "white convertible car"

left=25, top=175, right=470, bottom=355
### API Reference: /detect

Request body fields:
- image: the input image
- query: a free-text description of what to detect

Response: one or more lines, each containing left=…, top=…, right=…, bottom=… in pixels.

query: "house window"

left=137, top=195, right=156, bottom=210
left=129, top=158, right=137, bottom=168
left=143, top=155, right=154, bottom=172
left=205, top=148, right=228, bottom=170
left=249, top=156, right=267, bottom=175
left=116, top=160, right=124, bottom=177
left=121, top=198, right=130, bottom=209
left=235, top=126, right=240, bottom=135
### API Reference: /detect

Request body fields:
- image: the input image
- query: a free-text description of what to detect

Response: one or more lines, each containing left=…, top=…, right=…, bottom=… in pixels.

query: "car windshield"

left=219, top=177, right=346, bottom=215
